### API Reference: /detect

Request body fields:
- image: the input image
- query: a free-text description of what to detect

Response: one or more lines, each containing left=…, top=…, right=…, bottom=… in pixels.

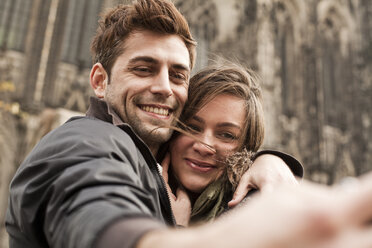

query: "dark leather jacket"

left=6, top=98, right=174, bottom=248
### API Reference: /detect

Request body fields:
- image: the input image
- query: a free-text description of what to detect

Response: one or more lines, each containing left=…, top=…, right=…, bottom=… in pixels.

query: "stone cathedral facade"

left=0, top=0, right=371, bottom=246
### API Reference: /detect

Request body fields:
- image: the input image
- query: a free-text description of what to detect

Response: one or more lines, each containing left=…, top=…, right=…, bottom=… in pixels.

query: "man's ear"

left=90, top=63, right=108, bottom=98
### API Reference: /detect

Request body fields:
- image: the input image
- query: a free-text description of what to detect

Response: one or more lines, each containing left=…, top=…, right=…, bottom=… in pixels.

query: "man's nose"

left=150, top=68, right=172, bottom=97
left=192, top=133, right=216, bottom=156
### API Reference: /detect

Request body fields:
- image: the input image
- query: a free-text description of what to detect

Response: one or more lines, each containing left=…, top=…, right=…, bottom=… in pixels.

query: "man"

left=6, top=1, right=372, bottom=248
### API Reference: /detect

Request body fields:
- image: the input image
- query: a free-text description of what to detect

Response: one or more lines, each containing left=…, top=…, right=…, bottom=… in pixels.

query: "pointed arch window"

left=61, top=0, right=102, bottom=67
left=273, top=1, right=298, bottom=118
left=318, top=7, right=351, bottom=130
left=175, top=0, right=217, bottom=73
left=0, top=0, right=33, bottom=51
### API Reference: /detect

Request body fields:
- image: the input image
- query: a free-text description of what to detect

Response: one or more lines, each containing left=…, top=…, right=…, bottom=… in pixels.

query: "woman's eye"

left=187, top=124, right=201, bottom=133
left=219, top=132, right=238, bottom=141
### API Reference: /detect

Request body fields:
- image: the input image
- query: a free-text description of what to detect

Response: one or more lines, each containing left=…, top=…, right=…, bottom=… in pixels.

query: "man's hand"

left=228, top=154, right=298, bottom=208
left=222, top=173, right=372, bottom=248
left=161, top=153, right=191, bottom=226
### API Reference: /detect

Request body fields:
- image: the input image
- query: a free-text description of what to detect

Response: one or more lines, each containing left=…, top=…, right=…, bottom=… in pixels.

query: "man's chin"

left=148, top=128, right=173, bottom=143
left=136, top=126, right=173, bottom=145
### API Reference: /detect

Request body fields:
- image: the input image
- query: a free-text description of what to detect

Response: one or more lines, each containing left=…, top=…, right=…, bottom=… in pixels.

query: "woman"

left=161, top=61, right=302, bottom=225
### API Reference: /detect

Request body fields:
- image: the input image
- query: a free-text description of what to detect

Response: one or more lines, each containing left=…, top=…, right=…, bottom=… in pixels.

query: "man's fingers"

left=317, top=226, right=372, bottom=248
left=341, top=227, right=372, bottom=248
left=334, top=173, right=372, bottom=227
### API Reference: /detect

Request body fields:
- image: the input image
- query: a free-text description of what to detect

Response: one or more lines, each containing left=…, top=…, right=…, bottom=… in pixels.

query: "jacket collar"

left=85, top=97, right=157, bottom=159
left=86, top=97, right=124, bottom=126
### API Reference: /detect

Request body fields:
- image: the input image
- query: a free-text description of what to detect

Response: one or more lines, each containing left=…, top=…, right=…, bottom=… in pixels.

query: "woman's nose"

left=192, top=134, right=216, bottom=156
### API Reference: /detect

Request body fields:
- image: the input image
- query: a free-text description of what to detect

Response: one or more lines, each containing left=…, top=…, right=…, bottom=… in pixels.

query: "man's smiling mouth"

left=140, top=105, right=170, bottom=116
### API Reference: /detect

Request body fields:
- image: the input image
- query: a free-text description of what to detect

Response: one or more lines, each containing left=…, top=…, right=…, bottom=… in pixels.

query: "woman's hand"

left=161, top=153, right=191, bottom=226
left=228, top=154, right=298, bottom=208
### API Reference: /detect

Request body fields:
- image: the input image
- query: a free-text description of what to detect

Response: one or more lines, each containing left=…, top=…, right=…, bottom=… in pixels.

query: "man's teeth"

left=141, top=106, right=169, bottom=116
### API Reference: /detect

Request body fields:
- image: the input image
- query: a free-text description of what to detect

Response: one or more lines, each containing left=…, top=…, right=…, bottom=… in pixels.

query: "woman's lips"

left=185, top=158, right=216, bottom=173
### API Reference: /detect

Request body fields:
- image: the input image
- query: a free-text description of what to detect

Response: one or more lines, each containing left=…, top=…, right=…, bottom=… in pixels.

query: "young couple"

left=6, top=0, right=372, bottom=248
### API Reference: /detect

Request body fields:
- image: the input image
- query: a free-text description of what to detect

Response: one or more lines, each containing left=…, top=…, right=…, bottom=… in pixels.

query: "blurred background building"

left=0, top=0, right=371, bottom=247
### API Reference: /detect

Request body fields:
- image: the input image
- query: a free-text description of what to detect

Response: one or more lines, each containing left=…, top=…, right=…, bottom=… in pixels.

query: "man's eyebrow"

left=172, top=63, right=190, bottom=72
left=128, top=56, right=158, bottom=64
left=128, top=56, right=190, bottom=72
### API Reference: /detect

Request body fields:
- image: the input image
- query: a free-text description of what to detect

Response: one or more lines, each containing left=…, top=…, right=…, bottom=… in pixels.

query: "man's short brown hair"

left=91, top=0, right=196, bottom=77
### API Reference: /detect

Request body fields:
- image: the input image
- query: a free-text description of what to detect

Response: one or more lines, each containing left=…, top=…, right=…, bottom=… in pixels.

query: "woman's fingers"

left=228, top=173, right=255, bottom=208
left=159, top=152, right=191, bottom=226
left=172, top=187, right=191, bottom=226
left=176, top=187, right=191, bottom=208
left=161, top=152, right=171, bottom=183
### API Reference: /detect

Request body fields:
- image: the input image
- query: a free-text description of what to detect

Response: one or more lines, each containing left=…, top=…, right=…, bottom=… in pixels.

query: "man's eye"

left=172, top=73, right=185, bottom=79
left=170, top=71, right=187, bottom=84
left=132, top=66, right=152, bottom=75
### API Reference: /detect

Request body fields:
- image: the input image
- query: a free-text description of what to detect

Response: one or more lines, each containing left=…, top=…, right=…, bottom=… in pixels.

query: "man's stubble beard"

left=119, top=99, right=177, bottom=152
left=105, top=84, right=179, bottom=152
left=129, top=95, right=180, bottom=151
left=128, top=115, right=174, bottom=150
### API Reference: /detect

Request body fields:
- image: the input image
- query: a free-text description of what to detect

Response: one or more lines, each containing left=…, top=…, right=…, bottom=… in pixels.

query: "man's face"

left=97, top=30, right=190, bottom=152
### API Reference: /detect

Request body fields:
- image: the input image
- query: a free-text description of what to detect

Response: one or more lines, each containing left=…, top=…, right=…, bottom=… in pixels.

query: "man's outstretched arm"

left=137, top=172, right=372, bottom=248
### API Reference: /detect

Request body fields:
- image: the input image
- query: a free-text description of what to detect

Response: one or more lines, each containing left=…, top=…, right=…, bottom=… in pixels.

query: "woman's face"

left=170, top=94, right=246, bottom=193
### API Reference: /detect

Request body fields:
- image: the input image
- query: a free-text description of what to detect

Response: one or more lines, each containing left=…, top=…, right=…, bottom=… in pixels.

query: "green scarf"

left=190, top=176, right=229, bottom=224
